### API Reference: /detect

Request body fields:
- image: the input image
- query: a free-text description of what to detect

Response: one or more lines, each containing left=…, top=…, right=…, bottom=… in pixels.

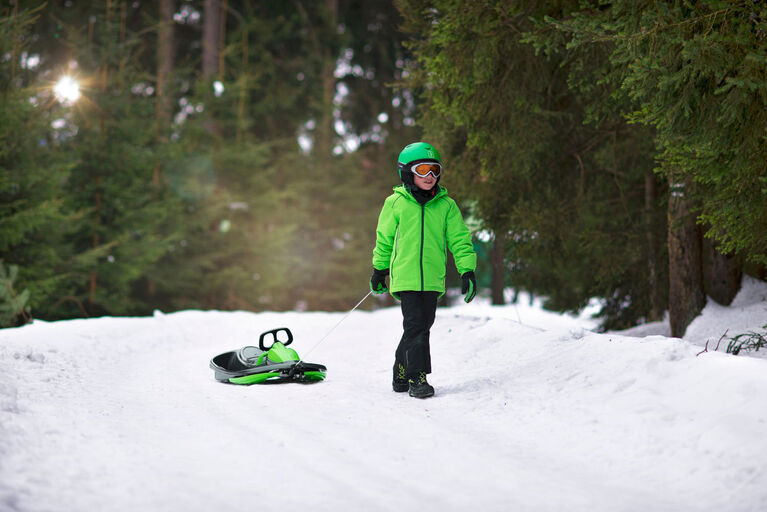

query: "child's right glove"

left=370, top=268, right=389, bottom=294
left=461, top=271, right=476, bottom=303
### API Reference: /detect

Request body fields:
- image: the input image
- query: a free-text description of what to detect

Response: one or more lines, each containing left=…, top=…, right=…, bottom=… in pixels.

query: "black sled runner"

left=210, top=327, right=327, bottom=385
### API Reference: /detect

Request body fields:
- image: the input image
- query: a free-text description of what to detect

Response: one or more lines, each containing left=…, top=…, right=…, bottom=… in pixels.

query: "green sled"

left=210, top=327, right=327, bottom=385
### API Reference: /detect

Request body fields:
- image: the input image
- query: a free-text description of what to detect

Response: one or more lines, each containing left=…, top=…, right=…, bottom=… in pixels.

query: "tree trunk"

left=149, top=0, right=175, bottom=300
left=156, top=0, right=174, bottom=134
left=491, top=232, right=505, bottom=305
left=219, top=0, right=228, bottom=78
left=10, top=1, right=18, bottom=82
left=236, top=20, right=248, bottom=142
left=203, top=0, right=221, bottom=136
left=644, top=171, right=663, bottom=321
left=667, top=175, right=705, bottom=337
left=203, top=0, right=221, bottom=79
left=90, top=2, right=113, bottom=312
left=155, top=0, right=174, bottom=186
left=702, top=235, right=741, bottom=306
left=317, top=0, right=338, bottom=156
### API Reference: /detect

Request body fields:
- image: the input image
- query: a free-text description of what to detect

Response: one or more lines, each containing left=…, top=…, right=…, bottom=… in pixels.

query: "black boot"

left=408, top=371, right=434, bottom=398
left=392, top=363, right=408, bottom=392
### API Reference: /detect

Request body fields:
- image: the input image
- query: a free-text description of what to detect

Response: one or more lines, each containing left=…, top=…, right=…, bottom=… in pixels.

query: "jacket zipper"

left=420, top=204, right=425, bottom=291
left=391, top=226, right=400, bottom=278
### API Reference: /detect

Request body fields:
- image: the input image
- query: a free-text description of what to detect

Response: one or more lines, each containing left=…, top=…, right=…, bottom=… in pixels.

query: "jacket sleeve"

left=372, top=196, right=397, bottom=270
left=445, top=199, right=477, bottom=275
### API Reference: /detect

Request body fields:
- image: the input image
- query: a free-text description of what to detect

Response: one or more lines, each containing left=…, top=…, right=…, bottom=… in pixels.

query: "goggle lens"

left=411, top=163, right=442, bottom=178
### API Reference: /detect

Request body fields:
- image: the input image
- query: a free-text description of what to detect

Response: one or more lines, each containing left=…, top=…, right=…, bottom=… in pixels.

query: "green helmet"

left=397, top=142, right=442, bottom=181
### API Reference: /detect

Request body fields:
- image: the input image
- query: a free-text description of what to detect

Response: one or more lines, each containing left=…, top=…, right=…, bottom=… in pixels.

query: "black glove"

left=461, top=271, right=476, bottom=303
left=370, top=268, right=389, bottom=294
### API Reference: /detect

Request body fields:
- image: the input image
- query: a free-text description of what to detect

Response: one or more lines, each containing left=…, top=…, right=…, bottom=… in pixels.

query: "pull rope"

left=301, top=290, right=373, bottom=358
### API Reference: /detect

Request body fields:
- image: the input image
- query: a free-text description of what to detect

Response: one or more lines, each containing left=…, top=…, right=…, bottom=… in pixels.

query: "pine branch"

left=546, top=5, right=743, bottom=46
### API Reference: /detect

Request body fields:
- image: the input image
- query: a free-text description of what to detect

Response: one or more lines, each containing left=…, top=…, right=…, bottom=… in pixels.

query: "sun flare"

left=53, top=75, right=80, bottom=104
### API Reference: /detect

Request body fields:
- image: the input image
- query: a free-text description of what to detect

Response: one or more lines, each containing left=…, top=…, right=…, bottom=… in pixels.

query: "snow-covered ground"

left=1, top=277, right=766, bottom=512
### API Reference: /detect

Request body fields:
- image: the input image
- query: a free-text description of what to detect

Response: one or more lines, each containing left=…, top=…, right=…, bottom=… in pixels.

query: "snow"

left=1, top=279, right=766, bottom=512
left=684, top=276, right=767, bottom=353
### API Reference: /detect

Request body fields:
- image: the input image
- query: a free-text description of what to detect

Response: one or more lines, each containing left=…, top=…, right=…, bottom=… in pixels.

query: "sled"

left=210, top=327, right=327, bottom=385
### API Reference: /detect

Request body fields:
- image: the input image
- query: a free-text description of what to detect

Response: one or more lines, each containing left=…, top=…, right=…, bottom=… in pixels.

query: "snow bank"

left=684, top=275, right=767, bottom=354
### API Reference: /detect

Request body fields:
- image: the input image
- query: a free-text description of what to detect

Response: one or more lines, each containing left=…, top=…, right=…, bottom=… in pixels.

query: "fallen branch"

left=696, top=330, right=728, bottom=357
left=714, top=330, right=728, bottom=351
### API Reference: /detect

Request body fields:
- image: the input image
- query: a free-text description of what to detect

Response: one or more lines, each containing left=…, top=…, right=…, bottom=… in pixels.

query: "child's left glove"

left=461, top=271, right=476, bottom=303
left=370, top=268, right=389, bottom=294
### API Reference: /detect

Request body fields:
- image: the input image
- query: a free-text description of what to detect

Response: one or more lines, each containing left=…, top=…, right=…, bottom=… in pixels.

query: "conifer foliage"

left=563, top=1, right=766, bottom=266
left=397, top=0, right=766, bottom=333
left=543, top=0, right=767, bottom=333
left=0, top=262, right=30, bottom=327
left=3, top=1, right=764, bottom=332
left=0, top=1, right=418, bottom=324
left=0, top=5, right=74, bottom=325
left=396, top=1, right=669, bottom=329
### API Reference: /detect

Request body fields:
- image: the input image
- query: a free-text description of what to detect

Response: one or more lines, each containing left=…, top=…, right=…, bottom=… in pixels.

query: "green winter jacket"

left=372, top=185, right=477, bottom=299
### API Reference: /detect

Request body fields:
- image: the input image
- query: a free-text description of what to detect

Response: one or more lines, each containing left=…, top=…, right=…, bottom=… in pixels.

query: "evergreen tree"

left=285, top=0, right=421, bottom=309
left=0, top=5, right=75, bottom=323
left=397, top=0, right=666, bottom=328
left=546, top=0, right=767, bottom=334
left=147, top=1, right=419, bottom=312
left=2, top=1, right=422, bottom=319
left=49, top=1, right=181, bottom=316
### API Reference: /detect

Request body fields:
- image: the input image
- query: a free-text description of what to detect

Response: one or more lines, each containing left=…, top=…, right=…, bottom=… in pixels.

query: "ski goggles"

left=410, top=162, right=442, bottom=178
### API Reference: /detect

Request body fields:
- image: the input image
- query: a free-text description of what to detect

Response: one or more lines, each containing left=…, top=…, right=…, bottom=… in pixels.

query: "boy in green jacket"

left=370, top=142, right=477, bottom=398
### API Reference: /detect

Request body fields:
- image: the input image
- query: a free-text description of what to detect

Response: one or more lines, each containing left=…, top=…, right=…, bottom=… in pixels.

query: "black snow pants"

left=395, top=291, right=439, bottom=378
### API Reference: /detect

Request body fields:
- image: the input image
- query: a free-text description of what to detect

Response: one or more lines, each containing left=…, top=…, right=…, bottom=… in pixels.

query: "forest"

left=1, top=0, right=765, bottom=336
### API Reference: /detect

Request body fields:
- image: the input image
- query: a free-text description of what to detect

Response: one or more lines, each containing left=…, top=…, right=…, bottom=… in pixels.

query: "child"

left=370, top=142, right=477, bottom=398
